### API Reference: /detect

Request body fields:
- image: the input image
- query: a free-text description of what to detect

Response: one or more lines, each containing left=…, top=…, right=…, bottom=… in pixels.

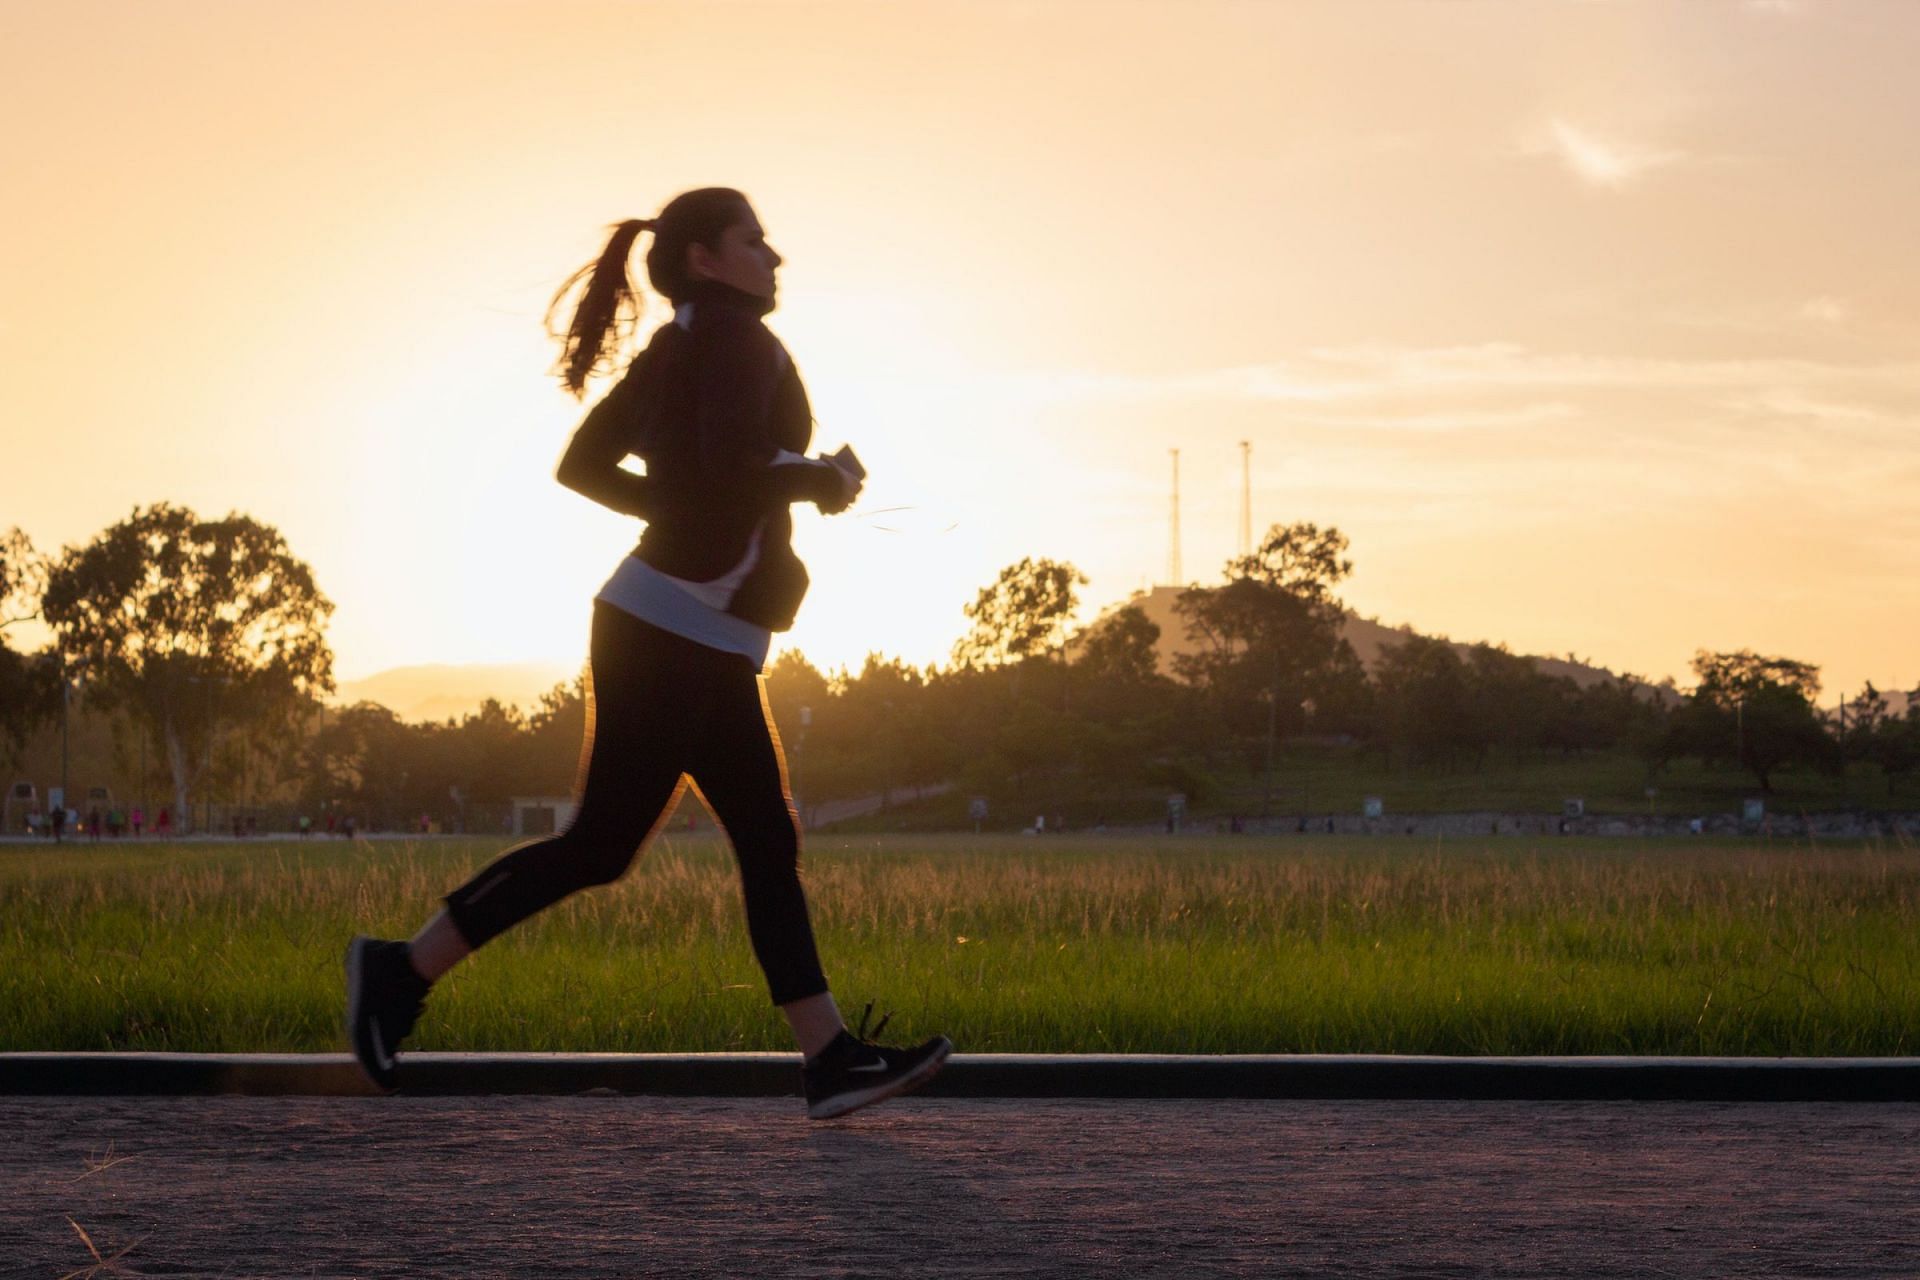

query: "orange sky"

left=3, top=0, right=1916, bottom=702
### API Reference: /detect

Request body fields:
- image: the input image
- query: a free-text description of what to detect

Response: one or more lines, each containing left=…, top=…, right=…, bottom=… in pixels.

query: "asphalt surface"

left=3, top=1095, right=1917, bottom=1278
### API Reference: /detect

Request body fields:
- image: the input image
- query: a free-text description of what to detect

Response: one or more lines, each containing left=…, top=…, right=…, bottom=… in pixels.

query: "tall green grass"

left=3, top=834, right=1916, bottom=1055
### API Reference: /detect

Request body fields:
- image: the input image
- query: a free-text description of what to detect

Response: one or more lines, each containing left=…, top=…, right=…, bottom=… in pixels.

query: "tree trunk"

left=164, top=717, right=192, bottom=832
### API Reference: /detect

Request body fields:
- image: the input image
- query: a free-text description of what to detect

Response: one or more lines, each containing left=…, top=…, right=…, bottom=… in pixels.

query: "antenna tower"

left=1239, top=440, right=1252, bottom=560
left=1168, top=448, right=1182, bottom=586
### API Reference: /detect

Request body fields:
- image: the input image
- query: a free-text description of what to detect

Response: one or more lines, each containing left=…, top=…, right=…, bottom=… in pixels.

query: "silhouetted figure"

left=345, top=188, right=948, bottom=1120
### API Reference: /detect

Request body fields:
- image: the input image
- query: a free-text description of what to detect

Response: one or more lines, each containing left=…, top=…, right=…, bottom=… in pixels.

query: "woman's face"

left=688, top=208, right=783, bottom=300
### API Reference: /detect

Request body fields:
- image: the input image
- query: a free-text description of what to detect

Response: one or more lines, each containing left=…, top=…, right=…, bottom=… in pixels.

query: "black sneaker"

left=345, top=935, right=431, bottom=1093
left=802, top=1004, right=952, bottom=1120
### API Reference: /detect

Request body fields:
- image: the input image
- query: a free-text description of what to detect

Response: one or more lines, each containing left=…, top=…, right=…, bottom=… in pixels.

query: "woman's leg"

left=686, top=654, right=842, bottom=1054
left=406, top=910, right=470, bottom=983
left=435, top=606, right=691, bottom=961
left=779, top=991, right=847, bottom=1058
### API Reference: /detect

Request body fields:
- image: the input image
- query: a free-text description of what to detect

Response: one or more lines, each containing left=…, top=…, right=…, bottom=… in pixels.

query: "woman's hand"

left=815, top=458, right=863, bottom=514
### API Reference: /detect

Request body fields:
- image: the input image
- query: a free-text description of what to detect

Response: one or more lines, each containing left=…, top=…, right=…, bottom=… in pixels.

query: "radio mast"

left=1168, top=448, right=1182, bottom=586
left=1239, top=440, right=1252, bottom=560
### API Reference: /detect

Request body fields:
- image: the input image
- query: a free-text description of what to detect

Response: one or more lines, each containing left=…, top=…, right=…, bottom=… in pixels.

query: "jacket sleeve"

left=554, top=358, right=658, bottom=518
left=692, top=310, right=847, bottom=510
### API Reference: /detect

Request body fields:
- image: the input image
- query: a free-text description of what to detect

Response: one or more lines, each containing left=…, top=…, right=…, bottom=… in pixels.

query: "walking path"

left=4, top=1095, right=1916, bottom=1278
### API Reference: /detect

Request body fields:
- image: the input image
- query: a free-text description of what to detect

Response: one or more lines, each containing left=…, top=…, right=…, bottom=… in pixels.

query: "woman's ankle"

left=782, top=991, right=845, bottom=1059
left=406, top=909, right=472, bottom=984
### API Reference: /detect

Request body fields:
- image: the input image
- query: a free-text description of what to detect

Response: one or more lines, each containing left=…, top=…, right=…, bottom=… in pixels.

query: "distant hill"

left=1099, top=585, right=1679, bottom=703
left=332, top=662, right=577, bottom=724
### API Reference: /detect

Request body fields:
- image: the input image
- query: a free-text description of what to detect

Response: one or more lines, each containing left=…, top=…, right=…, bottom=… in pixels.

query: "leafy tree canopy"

left=0, top=527, right=47, bottom=640
left=1228, top=521, right=1353, bottom=612
left=1689, top=649, right=1821, bottom=707
left=953, top=557, right=1086, bottom=667
left=41, top=503, right=335, bottom=825
left=1077, top=605, right=1162, bottom=686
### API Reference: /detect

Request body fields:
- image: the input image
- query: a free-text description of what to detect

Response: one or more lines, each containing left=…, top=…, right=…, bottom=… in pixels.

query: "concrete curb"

left=2, top=1053, right=1917, bottom=1101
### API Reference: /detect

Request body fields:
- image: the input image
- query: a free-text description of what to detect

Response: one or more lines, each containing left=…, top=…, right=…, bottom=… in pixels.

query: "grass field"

left=3, top=833, right=1917, bottom=1057
left=854, top=747, right=1920, bottom=833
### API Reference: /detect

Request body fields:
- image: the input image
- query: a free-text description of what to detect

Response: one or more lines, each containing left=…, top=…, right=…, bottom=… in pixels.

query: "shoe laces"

left=852, top=1000, right=893, bottom=1045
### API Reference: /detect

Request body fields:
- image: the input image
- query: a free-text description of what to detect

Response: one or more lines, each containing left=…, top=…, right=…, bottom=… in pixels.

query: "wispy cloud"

left=972, top=346, right=1920, bottom=484
left=1801, top=295, right=1849, bottom=325
left=1530, top=118, right=1685, bottom=189
left=986, top=344, right=1920, bottom=407
left=1288, top=402, right=1581, bottom=434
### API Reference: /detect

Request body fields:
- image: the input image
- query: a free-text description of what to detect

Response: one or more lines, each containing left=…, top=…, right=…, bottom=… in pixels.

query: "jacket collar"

left=680, top=278, right=777, bottom=318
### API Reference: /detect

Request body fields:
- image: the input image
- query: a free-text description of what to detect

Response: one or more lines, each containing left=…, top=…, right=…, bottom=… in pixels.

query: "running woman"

left=345, top=188, right=951, bottom=1119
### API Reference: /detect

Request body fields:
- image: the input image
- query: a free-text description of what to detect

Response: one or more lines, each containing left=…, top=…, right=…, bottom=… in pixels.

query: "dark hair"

left=545, top=187, right=752, bottom=397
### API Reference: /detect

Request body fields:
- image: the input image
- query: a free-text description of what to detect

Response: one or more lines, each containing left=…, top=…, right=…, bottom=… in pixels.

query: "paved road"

left=3, top=1096, right=1916, bottom=1278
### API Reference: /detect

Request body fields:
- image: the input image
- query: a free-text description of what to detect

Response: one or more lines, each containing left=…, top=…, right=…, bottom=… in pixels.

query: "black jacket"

left=557, top=280, right=845, bottom=631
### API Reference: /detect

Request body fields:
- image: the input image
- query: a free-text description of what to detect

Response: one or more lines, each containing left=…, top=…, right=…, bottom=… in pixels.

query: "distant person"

left=49, top=806, right=66, bottom=843
left=88, top=807, right=102, bottom=841
left=298, top=814, right=312, bottom=839
left=345, top=189, right=950, bottom=1120
left=156, top=807, right=171, bottom=838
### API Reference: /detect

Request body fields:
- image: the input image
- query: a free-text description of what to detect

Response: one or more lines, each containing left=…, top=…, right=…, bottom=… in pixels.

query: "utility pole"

left=59, top=651, right=70, bottom=818
left=1168, top=448, right=1182, bottom=586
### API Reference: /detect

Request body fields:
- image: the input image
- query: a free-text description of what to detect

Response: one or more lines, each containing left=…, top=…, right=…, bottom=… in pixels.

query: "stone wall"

left=1211, top=810, right=1920, bottom=841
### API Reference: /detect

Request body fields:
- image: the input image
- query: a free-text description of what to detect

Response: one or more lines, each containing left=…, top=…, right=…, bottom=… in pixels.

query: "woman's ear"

left=686, top=240, right=715, bottom=281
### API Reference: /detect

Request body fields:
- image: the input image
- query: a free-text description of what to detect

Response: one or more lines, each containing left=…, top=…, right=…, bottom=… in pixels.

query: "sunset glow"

left=5, top=0, right=1916, bottom=701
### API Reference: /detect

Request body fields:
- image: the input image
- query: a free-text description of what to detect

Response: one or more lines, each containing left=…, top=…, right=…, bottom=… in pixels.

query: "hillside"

left=331, top=662, right=576, bottom=724
left=1102, top=585, right=1678, bottom=701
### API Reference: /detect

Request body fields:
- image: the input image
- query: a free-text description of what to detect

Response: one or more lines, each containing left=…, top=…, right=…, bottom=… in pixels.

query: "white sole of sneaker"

left=807, top=1038, right=953, bottom=1120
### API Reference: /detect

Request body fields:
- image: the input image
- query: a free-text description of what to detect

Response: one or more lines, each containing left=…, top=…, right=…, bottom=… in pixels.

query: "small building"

left=5, top=780, right=37, bottom=833
left=510, top=795, right=576, bottom=837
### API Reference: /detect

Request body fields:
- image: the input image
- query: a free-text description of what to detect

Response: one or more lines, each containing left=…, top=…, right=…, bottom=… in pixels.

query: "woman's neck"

left=684, top=278, right=776, bottom=316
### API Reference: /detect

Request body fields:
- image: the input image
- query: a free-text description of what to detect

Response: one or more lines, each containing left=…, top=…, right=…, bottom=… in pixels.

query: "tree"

left=42, top=504, right=335, bottom=828
left=1065, top=605, right=1191, bottom=790
left=1669, top=649, right=1835, bottom=793
left=1371, top=634, right=1475, bottom=768
left=1174, top=521, right=1358, bottom=783
left=1228, top=520, right=1353, bottom=611
left=952, top=558, right=1086, bottom=668
left=1845, top=681, right=1920, bottom=796
left=0, top=527, right=59, bottom=758
left=763, top=650, right=831, bottom=750
left=0, top=527, right=47, bottom=633
left=1075, top=605, right=1162, bottom=686
left=837, top=654, right=941, bottom=801
left=762, top=651, right=833, bottom=813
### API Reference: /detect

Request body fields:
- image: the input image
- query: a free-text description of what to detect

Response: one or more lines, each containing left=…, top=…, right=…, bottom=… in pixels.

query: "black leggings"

left=442, top=603, right=828, bottom=1006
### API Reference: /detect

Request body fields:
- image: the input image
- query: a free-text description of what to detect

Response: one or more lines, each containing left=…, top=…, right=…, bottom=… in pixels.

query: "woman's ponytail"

left=545, top=189, right=751, bottom=398
left=546, top=218, right=653, bottom=399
